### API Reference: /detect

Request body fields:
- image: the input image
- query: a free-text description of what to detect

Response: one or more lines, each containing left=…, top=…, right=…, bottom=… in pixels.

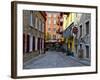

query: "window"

left=53, top=35, right=56, bottom=39
left=32, top=15, right=35, bottom=27
left=53, top=28, right=56, bottom=32
left=48, top=24, right=50, bottom=28
left=50, top=35, right=53, bottom=39
left=37, top=19, right=39, bottom=30
left=35, top=17, right=38, bottom=29
left=53, top=25, right=56, bottom=28
left=80, top=44, right=82, bottom=48
left=53, top=14, right=57, bottom=18
left=86, top=21, right=89, bottom=35
left=80, top=25, right=82, bottom=37
left=38, top=19, right=41, bottom=31
left=48, top=28, right=51, bottom=31
left=48, top=13, right=51, bottom=17
left=48, top=18, right=51, bottom=24
left=29, top=11, right=35, bottom=27
left=23, top=10, right=30, bottom=15
left=42, top=22, right=44, bottom=32
left=53, top=18, right=56, bottom=24
left=39, top=19, right=41, bottom=31
left=29, top=11, right=33, bottom=27
left=86, top=46, right=89, bottom=58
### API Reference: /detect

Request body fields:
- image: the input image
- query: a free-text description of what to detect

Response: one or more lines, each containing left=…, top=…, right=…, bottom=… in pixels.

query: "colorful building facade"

left=63, top=13, right=76, bottom=55
left=45, top=12, right=62, bottom=43
left=62, top=12, right=91, bottom=62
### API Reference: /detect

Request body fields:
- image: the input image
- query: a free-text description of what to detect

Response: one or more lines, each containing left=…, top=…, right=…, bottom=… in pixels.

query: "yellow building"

left=63, top=13, right=76, bottom=31
left=63, top=13, right=76, bottom=54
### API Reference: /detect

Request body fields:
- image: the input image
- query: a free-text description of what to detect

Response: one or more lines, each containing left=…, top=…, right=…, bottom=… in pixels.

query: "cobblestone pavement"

left=23, top=51, right=87, bottom=69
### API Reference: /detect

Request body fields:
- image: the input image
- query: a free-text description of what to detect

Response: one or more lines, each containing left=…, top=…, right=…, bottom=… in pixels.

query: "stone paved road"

left=23, top=51, right=86, bottom=69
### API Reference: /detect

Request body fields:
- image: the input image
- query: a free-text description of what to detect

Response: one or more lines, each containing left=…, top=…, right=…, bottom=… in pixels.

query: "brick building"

left=23, top=10, right=46, bottom=63
left=45, top=12, right=62, bottom=43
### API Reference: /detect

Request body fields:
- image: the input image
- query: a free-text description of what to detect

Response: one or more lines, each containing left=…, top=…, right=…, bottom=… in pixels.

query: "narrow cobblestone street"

left=24, top=51, right=87, bottom=69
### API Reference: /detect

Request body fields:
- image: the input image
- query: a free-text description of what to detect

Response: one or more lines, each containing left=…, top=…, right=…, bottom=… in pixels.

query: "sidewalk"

left=24, top=51, right=56, bottom=67
left=23, top=53, right=46, bottom=67
left=66, top=56, right=90, bottom=66
left=58, top=52, right=90, bottom=66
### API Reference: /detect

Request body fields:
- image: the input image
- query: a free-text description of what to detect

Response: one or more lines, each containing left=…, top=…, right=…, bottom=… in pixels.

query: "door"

left=86, top=46, right=89, bottom=58
left=26, top=34, right=30, bottom=53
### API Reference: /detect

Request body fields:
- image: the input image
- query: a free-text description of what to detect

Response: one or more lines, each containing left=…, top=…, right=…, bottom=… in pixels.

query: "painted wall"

left=63, top=13, right=76, bottom=31
left=45, top=12, right=61, bottom=41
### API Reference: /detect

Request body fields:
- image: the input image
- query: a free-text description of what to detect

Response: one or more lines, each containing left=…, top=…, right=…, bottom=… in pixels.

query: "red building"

left=45, top=12, right=63, bottom=43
